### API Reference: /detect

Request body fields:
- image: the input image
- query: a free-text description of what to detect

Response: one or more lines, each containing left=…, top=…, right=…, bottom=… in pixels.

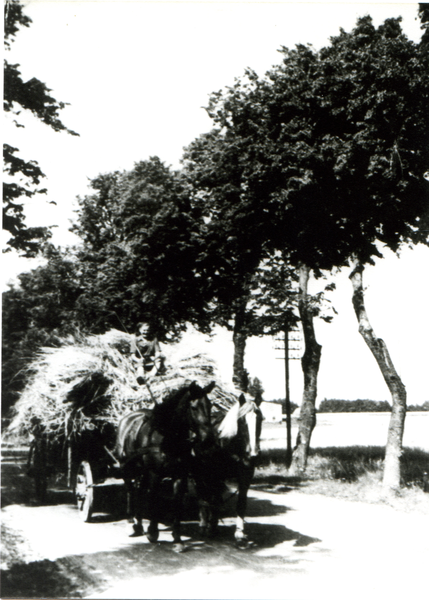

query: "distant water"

left=261, top=412, right=429, bottom=451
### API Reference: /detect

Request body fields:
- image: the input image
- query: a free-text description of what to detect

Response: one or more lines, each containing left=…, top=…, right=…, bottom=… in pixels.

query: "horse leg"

left=129, top=478, right=144, bottom=536
left=34, top=468, right=48, bottom=504
left=201, top=491, right=221, bottom=538
left=147, top=521, right=159, bottom=542
left=171, top=476, right=186, bottom=552
left=198, top=499, right=210, bottom=537
left=235, top=466, right=254, bottom=546
left=208, top=496, right=220, bottom=537
left=146, top=472, right=160, bottom=543
left=201, top=504, right=219, bottom=538
left=194, top=471, right=221, bottom=538
left=195, top=479, right=218, bottom=538
left=124, top=479, right=135, bottom=522
left=235, top=491, right=248, bottom=545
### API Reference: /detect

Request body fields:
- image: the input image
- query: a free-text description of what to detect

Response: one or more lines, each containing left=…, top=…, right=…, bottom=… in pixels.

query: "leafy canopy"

left=200, top=16, right=429, bottom=273
left=72, top=157, right=211, bottom=339
left=3, top=0, right=78, bottom=257
left=2, top=244, right=82, bottom=414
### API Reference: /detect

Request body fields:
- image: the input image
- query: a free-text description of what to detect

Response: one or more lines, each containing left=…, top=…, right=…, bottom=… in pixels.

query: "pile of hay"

left=6, top=329, right=239, bottom=443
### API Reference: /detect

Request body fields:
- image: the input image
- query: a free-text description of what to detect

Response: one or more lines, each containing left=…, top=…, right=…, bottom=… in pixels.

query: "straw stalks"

left=6, top=329, right=237, bottom=444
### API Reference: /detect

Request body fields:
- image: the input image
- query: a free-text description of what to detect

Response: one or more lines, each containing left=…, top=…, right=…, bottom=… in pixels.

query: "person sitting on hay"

left=131, top=322, right=166, bottom=385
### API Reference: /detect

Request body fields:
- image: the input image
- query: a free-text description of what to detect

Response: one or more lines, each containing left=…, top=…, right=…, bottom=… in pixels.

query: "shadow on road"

left=2, top=489, right=323, bottom=599
left=181, top=520, right=320, bottom=549
left=2, top=515, right=323, bottom=600
left=2, top=453, right=323, bottom=598
left=1, top=554, right=101, bottom=599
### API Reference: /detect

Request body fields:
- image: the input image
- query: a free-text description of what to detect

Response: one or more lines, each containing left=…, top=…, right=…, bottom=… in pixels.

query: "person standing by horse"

left=131, top=322, right=166, bottom=385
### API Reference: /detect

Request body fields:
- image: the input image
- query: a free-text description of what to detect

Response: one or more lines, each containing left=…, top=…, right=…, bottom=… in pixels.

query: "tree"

left=196, top=44, right=343, bottom=472
left=71, top=157, right=211, bottom=339
left=184, top=128, right=324, bottom=397
left=2, top=245, right=82, bottom=415
left=419, top=3, right=429, bottom=47
left=316, top=16, right=429, bottom=489
left=3, top=0, right=78, bottom=256
left=2, top=157, right=213, bottom=414
left=183, top=129, right=274, bottom=390
left=185, top=47, right=339, bottom=450
left=189, top=15, right=428, bottom=485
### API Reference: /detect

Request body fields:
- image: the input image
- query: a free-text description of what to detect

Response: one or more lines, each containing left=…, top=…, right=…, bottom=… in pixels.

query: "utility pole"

left=284, top=324, right=292, bottom=467
left=275, top=322, right=302, bottom=468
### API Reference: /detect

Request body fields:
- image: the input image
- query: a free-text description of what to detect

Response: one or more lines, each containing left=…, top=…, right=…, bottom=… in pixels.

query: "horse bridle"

left=185, top=386, right=217, bottom=450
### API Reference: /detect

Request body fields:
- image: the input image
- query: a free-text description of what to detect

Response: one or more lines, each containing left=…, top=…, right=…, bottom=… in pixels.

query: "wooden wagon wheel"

left=75, top=461, right=94, bottom=522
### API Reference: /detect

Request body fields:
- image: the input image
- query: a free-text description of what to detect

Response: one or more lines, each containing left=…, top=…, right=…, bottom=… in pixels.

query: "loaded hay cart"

left=6, top=329, right=236, bottom=522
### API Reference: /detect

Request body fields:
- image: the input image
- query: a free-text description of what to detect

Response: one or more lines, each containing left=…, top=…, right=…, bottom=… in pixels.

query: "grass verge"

left=254, top=446, right=429, bottom=515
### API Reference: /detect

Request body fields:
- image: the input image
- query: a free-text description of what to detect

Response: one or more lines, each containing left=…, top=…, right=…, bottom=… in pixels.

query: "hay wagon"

left=8, top=329, right=237, bottom=522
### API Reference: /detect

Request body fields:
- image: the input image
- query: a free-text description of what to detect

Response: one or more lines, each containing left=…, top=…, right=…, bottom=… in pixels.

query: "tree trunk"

left=349, top=259, right=407, bottom=491
left=290, top=264, right=321, bottom=474
left=232, top=303, right=249, bottom=392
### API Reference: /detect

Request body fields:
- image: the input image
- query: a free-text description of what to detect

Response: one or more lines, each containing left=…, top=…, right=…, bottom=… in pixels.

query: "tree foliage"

left=2, top=157, right=213, bottom=413
left=185, top=14, right=428, bottom=474
left=3, top=0, right=78, bottom=256
left=318, top=399, right=392, bottom=413
left=201, top=17, right=428, bottom=270
left=270, top=399, right=299, bottom=415
left=183, top=130, right=304, bottom=390
left=419, top=3, right=429, bottom=46
left=183, top=129, right=270, bottom=336
left=318, top=398, right=429, bottom=412
left=2, top=245, right=82, bottom=415
left=71, top=157, right=210, bottom=339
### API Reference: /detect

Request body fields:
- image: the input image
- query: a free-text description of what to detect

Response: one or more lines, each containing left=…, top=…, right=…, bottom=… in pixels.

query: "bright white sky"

left=2, top=1, right=429, bottom=405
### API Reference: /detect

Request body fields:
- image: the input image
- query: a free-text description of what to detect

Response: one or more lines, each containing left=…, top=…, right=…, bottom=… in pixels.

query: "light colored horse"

left=195, top=393, right=263, bottom=545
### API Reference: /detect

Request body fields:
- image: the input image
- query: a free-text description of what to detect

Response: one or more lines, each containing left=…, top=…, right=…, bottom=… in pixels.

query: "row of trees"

left=182, top=11, right=429, bottom=486
left=269, top=400, right=300, bottom=415
left=3, top=2, right=429, bottom=490
left=265, top=399, right=429, bottom=412
left=319, top=399, right=429, bottom=412
left=319, top=399, right=392, bottom=413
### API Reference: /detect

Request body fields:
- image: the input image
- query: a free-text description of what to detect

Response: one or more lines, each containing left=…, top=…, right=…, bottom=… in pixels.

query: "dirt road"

left=2, top=445, right=428, bottom=600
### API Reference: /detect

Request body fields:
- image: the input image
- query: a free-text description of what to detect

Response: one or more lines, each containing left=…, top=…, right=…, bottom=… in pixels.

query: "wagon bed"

left=27, top=422, right=125, bottom=521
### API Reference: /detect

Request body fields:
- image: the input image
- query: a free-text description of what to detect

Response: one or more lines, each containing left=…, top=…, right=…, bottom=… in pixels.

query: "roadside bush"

left=400, top=448, right=429, bottom=490
left=256, top=446, right=429, bottom=490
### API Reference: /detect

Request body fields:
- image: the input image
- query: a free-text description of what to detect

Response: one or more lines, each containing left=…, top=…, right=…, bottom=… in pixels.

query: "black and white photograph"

left=2, top=1, right=429, bottom=598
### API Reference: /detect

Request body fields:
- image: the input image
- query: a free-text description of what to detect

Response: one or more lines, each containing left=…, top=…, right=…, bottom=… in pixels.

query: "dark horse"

left=115, top=380, right=215, bottom=550
left=195, top=393, right=263, bottom=545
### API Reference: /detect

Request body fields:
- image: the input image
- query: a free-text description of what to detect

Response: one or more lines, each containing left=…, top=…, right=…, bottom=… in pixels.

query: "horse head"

left=182, top=380, right=215, bottom=448
left=218, top=393, right=263, bottom=459
left=240, top=393, right=263, bottom=458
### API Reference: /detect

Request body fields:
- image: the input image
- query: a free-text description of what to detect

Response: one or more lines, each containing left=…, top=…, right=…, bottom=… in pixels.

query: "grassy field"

left=261, top=411, right=429, bottom=451
left=254, top=445, right=429, bottom=515
left=256, top=413, right=429, bottom=513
